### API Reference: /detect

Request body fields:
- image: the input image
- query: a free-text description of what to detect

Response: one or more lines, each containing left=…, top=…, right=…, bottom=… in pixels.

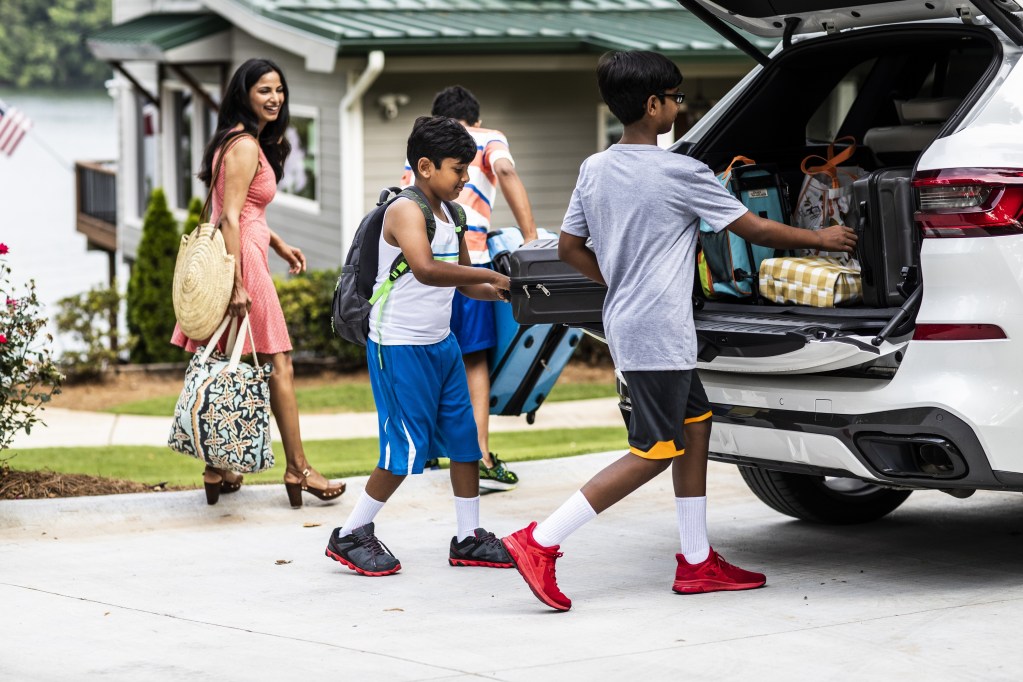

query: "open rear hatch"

left=678, top=0, right=1023, bottom=43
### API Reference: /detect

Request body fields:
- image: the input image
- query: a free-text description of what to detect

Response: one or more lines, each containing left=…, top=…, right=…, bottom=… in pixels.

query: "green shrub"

left=182, top=196, right=202, bottom=235
left=54, top=284, right=123, bottom=380
left=274, top=268, right=365, bottom=368
left=126, top=188, right=183, bottom=363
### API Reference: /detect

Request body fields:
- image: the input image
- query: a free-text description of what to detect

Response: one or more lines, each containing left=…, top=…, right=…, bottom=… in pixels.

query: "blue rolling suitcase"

left=487, top=228, right=583, bottom=423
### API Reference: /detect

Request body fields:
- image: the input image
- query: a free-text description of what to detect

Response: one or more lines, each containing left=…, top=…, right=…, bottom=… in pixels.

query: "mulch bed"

left=0, top=464, right=183, bottom=500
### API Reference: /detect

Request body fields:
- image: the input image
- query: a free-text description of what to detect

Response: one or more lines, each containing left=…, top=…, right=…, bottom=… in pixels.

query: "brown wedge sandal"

left=203, top=466, right=243, bottom=506
left=284, top=468, right=346, bottom=508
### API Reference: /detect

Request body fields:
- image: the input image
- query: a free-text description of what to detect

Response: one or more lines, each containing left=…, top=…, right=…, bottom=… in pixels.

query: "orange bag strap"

left=720, top=154, right=756, bottom=187
left=799, top=136, right=857, bottom=188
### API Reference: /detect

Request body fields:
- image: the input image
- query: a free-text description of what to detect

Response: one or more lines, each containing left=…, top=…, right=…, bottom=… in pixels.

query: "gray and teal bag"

left=332, top=185, right=465, bottom=347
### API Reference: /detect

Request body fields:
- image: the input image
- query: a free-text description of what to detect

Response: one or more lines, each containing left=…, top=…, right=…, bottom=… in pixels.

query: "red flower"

left=0, top=333, right=7, bottom=344
left=0, top=243, right=7, bottom=255
left=5, top=297, right=14, bottom=307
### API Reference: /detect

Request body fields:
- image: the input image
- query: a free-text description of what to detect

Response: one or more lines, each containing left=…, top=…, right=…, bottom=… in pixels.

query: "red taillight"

left=914, top=168, right=1023, bottom=238
left=913, top=324, right=1007, bottom=341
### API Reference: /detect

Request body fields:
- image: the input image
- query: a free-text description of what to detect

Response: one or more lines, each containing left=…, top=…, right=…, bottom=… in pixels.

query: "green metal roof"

left=87, top=2, right=774, bottom=61
left=231, top=0, right=777, bottom=56
left=87, top=13, right=230, bottom=61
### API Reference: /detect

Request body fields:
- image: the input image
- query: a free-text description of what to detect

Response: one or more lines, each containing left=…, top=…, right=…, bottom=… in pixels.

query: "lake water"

left=0, top=88, right=120, bottom=353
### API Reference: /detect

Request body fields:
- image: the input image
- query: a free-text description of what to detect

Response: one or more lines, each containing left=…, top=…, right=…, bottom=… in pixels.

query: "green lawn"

left=106, top=379, right=617, bottom=416
left=7, top=426, right=627, bottom=488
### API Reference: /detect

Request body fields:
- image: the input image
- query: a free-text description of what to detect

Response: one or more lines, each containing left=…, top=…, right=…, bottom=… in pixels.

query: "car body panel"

left=919, top=45, right=1023, bottom=171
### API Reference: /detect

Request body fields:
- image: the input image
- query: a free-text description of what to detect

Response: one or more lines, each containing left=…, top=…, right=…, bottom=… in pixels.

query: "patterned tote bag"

left=168, top=315, right=275, bottom=473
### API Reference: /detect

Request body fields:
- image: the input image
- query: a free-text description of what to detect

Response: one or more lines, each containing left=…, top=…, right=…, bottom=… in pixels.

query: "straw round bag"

left=172, top=226, right=235, bottom=339
left=172, top=132, right=250, bottom=340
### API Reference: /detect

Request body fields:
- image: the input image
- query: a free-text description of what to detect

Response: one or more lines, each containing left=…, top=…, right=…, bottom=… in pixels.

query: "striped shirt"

left=402, top=126, right=514, bottom=265
left=369, top=199, right=461, bottom=346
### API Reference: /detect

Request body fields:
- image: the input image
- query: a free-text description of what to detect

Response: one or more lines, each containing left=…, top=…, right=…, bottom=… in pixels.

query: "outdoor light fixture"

left=377, top=93, right=410, bottom=120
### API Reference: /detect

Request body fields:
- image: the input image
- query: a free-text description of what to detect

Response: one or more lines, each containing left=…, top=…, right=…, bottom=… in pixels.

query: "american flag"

left=0, top=100, right=32, bottom=157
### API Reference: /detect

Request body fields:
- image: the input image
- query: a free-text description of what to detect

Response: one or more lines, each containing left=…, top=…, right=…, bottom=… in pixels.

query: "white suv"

left=609, top=1, right=1023, bottom=523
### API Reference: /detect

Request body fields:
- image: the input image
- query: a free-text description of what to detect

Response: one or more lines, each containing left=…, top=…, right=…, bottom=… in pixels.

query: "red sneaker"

left=502, top=522, right=572, bottom=611
left=673, top=548, right=766, bottom=594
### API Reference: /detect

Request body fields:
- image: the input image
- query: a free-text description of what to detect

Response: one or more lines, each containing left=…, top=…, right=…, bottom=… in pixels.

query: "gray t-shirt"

left=561, top=144, right=747, bottom=371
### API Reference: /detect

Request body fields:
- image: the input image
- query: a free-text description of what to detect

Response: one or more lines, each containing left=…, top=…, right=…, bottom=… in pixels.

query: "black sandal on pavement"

left=203, top=466, right=243, bottom=506
left=284, top=468, right=346, bottom=508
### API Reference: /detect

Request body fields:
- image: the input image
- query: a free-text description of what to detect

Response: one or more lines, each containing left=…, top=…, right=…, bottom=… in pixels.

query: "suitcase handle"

left=856, top=200, right=872, bottom=283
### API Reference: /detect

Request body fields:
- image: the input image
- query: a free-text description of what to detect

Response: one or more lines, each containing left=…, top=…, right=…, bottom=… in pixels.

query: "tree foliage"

left=0, top=0, right=112, bottom=89
left=127, top=189, right=183, bottom=364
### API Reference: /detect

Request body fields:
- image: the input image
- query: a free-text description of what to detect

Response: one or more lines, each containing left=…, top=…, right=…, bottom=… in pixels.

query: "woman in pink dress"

left=171, top=58, right=345, bottom=507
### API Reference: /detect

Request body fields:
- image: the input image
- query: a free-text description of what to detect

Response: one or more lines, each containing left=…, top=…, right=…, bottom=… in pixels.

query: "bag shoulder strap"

left=799, top=136, right=857, bottom=188
left=369, top=188, right=463, bottom=304
left=199, top=130, right=257, bottom=224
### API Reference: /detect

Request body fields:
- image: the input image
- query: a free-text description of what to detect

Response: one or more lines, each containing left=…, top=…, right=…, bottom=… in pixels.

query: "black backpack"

left=332, top=185, right=466, bottom=347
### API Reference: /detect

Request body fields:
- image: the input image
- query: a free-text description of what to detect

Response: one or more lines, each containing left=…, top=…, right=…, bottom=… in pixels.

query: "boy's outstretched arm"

left=558, top=232, right=606, bottom=286
left=455, top=237, right=511, bottom=301
left=727, top=211, right=858, bottom=253
left=494, top=157, right=538, bottom=243
left=384, top=200, right=510, bottom=296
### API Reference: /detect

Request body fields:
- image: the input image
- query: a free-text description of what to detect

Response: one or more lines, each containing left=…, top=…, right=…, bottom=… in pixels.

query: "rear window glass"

left=806, top=59, right=875, bottom=143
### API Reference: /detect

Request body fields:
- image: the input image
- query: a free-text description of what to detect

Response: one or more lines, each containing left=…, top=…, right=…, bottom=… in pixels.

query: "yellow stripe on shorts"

left=629, top=440, right=685, bottom=460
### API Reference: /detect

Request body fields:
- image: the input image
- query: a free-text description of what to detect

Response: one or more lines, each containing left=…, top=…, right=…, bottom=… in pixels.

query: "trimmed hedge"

left=273, top=268, right=365, bottom=369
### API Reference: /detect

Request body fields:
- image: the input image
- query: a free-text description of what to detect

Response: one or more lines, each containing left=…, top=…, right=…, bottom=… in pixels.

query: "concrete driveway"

left=2, top=452, right=1022, bottom=680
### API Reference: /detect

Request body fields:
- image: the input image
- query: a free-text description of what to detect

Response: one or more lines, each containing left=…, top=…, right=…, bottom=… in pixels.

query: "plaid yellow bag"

left=759, top=256, right=862, bottom=307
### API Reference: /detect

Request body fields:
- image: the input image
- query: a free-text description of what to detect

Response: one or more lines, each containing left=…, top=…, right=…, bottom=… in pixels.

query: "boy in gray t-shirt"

left=502, top=50, right=856, bottom=611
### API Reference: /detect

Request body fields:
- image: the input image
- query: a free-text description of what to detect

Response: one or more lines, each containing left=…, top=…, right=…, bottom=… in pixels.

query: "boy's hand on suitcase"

left=817, top=225, right=858, bottom=252
left=490, top=272, right=512, bottom=301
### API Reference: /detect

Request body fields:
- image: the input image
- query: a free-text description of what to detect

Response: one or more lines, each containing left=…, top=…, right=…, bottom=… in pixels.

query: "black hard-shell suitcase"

left=851, top=168, right=920, bottom=306
left=508, top=238, right=606, bottom=326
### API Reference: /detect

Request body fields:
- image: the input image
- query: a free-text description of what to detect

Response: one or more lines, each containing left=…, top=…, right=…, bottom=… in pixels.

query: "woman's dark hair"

left=198, top=58, right=291, bottom=184
left=430, top=86, right=481, bottom=124
left=406, top=116, right=477, bottom=177
left=597, top=51, right=683, bottom=126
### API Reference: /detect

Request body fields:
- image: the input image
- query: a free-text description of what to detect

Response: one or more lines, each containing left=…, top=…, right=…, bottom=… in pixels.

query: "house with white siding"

left=78, top=0, right=773, bottom=273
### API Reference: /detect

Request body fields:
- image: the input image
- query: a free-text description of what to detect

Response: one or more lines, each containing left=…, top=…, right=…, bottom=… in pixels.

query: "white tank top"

left=368, top=198, right=461, bottom=346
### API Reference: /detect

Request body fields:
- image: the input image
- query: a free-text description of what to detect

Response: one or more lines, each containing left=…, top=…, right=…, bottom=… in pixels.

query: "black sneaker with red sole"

left=449, top=528, right=514, bottom=568
left=325, top=522, right=401, bottom=576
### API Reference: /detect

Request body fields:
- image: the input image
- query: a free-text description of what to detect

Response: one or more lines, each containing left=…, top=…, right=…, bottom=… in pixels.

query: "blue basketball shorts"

left=450, top=267, right=497, bottom=355
left=367, top=335, right=482, bottom=475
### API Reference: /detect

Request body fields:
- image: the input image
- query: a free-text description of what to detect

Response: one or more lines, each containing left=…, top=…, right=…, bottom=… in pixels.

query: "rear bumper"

left=617, top=373, right=1023, bottom=491
left=705, top=403, right=1023, bottom=491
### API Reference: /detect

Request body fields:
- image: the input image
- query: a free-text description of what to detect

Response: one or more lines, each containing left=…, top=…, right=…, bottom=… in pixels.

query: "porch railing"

left=75, top=160, right=117, bottom=252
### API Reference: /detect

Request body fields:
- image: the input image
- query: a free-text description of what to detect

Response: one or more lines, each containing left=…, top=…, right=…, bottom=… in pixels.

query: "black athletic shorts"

left=622, top=370, right=713, bottom=459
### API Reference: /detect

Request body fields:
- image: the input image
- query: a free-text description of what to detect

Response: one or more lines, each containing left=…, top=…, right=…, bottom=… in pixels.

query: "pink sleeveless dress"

left=171, top=141, right=292, bottom=355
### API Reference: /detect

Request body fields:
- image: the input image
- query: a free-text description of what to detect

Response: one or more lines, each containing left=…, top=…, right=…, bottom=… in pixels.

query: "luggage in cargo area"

left=851, top=168, right=920, bottom=306
left=508, top=238, right=606, bottom=326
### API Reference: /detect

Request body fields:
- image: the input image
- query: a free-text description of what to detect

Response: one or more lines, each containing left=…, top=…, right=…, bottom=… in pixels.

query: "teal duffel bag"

left=697, top=155, right=787, bottom=300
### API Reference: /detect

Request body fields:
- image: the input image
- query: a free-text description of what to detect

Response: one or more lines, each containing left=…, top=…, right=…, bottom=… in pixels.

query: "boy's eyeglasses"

left=656, top=92, right=686, bottom=105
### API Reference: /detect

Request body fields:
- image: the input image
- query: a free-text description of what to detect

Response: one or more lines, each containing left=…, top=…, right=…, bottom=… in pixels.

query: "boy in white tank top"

left=325, top=117, right=515, bottom=576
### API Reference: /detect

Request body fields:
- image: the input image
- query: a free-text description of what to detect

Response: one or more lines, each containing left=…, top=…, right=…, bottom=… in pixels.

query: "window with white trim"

left=276, top=105, right=319, bottom=209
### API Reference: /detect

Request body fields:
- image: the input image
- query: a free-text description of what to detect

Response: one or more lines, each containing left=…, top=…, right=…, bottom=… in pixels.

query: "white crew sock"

left=454, top=495, right=480, bottom=542
left=533, top=490, right=597, bottom=547
left=338, top=491, right=386, bottom=538
left=677, top=496, right=710, bottom=564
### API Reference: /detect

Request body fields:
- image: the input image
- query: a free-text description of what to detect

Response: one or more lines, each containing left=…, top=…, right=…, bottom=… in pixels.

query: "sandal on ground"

left=203, top=466, right=244, bottom=506
left=284, top=468, right=346, bottom=508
